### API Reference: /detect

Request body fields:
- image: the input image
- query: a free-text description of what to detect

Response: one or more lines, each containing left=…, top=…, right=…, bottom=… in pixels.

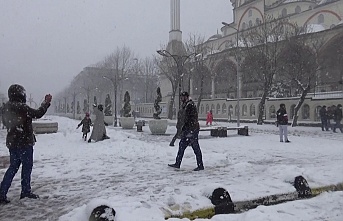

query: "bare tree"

left=184, top=33, right=218, bottom=112
left=240, top=15, right=298, bottom=125
left=155, top=50, right=178, bottom=119
left=141, top=56, right=159, bottom=103
left=279, top=32, right=325, bottom=126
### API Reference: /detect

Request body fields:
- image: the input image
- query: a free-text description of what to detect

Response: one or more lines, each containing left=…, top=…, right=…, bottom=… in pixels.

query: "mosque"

left=141, top=0, right=343, bottom=123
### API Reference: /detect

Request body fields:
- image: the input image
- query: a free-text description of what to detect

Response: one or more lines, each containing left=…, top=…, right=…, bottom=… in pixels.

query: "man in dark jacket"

left=276, top=103, right=290, bottom=143
left=333, top=104, right=343, bottom=133
left=169, top=102, right=186, bottom=146
left=319, top=105, right=329, bottom=131
left=168, top=91, right=204, bottom=171
left=0, top=84, right=52, bottom=204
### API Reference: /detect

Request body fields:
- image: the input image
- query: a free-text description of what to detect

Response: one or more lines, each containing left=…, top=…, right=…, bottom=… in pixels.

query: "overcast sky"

left=0, top=0, right=232, bottom=103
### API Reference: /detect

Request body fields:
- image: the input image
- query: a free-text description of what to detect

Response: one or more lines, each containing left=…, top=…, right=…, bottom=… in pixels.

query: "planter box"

left=149, top=119, right=168, bottom=135
left=120, top=117, right=135, bottom=129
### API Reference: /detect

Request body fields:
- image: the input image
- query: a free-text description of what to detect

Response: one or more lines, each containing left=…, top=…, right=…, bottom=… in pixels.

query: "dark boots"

left=20, top=192, right=39, bottom=199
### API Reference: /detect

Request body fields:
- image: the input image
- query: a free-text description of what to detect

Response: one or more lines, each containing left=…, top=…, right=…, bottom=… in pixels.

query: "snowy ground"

left=0, top=116, right=342, bottom=221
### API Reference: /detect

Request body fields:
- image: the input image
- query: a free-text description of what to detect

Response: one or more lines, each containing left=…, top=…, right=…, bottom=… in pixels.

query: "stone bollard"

left=89, top=205, right=116, bottom=221
left=210, top=188, right=234, bottom=214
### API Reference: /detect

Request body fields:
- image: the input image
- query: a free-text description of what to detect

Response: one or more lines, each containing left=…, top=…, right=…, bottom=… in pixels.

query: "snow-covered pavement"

left=0, top=116, right=342, bottom=221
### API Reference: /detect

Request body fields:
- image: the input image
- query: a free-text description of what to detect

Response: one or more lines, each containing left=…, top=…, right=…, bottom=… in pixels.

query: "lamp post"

left=156, top=49, right=195, bottom=109
left=103, top=76, right=118, bottom=127
left=222, top=22, right=241, bottom=127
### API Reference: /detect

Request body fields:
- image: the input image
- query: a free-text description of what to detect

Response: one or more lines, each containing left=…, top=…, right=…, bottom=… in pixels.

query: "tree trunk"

left=291, top=85, right=310, bottom=127
left=167, top=86, right=177, bottom=120
left=196, top=76, right=205, bottom=113
left=257, top=91, right=268, bottom=125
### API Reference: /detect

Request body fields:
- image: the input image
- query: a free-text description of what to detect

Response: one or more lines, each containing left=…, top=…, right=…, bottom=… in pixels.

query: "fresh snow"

left=0, top=116, right=343, bottom=221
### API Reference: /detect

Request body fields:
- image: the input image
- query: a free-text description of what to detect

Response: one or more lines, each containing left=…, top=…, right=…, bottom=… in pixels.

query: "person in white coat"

left=88, top=104, right=109, bottom=143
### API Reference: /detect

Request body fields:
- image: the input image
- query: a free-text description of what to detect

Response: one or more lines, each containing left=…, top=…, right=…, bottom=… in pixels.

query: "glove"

left=45, top=94, right=52, bottom=103
left=76, top=126, right=79, bottom=129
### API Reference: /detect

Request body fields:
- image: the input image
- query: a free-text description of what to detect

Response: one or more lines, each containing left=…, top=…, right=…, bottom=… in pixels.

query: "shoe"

left=280, top=140, right=283, bottom=142
left=168, top=163, right=180, bottom=169
left=0, top=196, right=10, bottom=204
left=169, top=143, right=175, bottom=147
left=193, top=166, right=204, bottom=171
left=285, top=140, right=291, bottom=143
left=88, top=139, right=91, bottom=143
left=20, top=192, right=39, bottom=200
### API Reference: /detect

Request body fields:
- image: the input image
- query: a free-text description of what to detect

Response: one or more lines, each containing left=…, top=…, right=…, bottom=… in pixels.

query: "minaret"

left=169, top=0, right=182, bottom=42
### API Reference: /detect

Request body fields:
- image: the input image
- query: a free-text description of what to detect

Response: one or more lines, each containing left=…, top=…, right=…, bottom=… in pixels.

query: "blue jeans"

left=175, top=130, right=203, bottom=168
left=0, top=146, right=33, bottom=197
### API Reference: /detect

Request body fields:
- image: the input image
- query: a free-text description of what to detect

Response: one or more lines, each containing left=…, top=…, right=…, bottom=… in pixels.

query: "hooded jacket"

left=2, top=84, right=50, bottom=148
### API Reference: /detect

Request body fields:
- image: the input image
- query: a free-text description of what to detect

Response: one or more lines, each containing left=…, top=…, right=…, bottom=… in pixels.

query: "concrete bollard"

left=137, top=120, right=143, bottom=132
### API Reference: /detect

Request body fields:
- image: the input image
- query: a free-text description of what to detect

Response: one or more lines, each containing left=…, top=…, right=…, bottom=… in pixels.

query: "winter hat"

left=85, top=112, right=90, bottom=117
left=8, top=84, right=26, bottom=103
left=180, top=91, right=189, bottom=97
left=98, top=104, right=103, bottom=112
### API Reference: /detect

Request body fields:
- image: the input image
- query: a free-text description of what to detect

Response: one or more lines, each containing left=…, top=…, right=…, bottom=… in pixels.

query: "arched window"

left=222, top=103, right=227, bottom=114
left=256, top=18, right=261, bottom=25
left=295, top=6, right=301, bottom=14
left=302, top=104, right=310, bottom=119
left=228, top=105, right=233, bottom=118
left=235, top=104, right=239, bottom=116
left=249, top=20, right=253, bottom=27
left=206, top=104, right=210, bottom=113
left=248, top=9, right=252, bottom=17
left=200, top=104, right=204, bottom=115
left=242, top=104, right=247, bottom=116
left=250, top=104, right=256, bottom=116
left=269, top=105, right=276, bottom=118
left=216, top=104, right=221, bottom=114
left=314, top=106, right=321, bottom=121
left=242, top=22, right=246, bottom=30
left=318, top=14, right=324, bottom=24
left=211, top=104, right=215, bottom=112
left=282, top=8, right=287, bottom=17
left=290, top=104, right=296, bottom=119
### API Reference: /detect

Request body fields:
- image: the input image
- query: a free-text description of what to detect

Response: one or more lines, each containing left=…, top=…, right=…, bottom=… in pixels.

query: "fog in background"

left=0, top=0, right=232, bottom=103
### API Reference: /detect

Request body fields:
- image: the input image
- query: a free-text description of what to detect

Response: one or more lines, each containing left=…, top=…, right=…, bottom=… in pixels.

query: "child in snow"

left=206, top=110, right=213, bottom=126
left=77, top=112, right=92, bottom=141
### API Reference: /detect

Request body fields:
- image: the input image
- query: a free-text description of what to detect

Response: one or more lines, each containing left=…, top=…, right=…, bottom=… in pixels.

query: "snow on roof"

left=304, top=24, right=326, bottom=33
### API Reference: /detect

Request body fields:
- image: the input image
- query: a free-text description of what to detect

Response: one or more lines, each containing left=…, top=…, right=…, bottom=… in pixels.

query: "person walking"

left=276, top=103, right=290, bottom=143
left=319, top=105, right=329, bottom=131
left=168, top=91, right=204, bottom=171
left=77, top=112, right=92, bottom=141
left=333, top=104, right=343, bottom=133
left=0, top=84, right=51, bottom=204
left=169, top=103, right=186, bottom=146
left=88, top=104, right=109, bottom=143
left=206, top=109, right=213, bottom=126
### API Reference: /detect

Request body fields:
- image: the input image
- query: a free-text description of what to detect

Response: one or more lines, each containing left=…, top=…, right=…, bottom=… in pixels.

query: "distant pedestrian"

left=333, top=104, right=343, bottom=133
left=77, top=112, right=92, bottom=141
left=0, top=84, right=52, bottom=204
left=319, top=105, right=329, bottom=131
left=206, top=110, right=213, bottom=126
left=88, top=104, right=109, bottom=143
left=169, top=103, right=186, bottom=146
left=276, top=103, right=290, bottom=143
left=327, top=106, right=335, bottom=130
left=168, top=91, right=204, bottom=171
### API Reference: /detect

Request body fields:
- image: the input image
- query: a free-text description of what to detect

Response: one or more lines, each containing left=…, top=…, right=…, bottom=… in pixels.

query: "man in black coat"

left=276, top=103, right=290, bottom=143
left=168, top=91, right=204, bottom=171
left=0, top=84, right=52, bottom=204
left=333, top=104, right=343, bottom=133
left=319, top=105, right=329, bottom=131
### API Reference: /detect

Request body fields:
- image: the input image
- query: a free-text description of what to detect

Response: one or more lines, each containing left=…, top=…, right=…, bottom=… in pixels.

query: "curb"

left=165, top=181, right=343, bottom=220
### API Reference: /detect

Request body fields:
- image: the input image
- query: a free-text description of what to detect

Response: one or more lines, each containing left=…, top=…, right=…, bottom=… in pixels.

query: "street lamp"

left=103, top=76, right=118, bottom=127
left=222, top=22, right=241, bottom=127
left=156, top=49, right=195, bottom=109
